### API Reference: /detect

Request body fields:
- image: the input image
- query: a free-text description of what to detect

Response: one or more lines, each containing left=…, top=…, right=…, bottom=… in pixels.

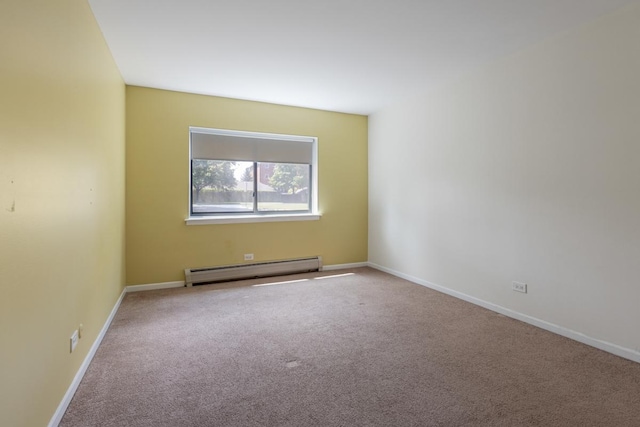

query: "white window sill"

left=185, top=213, right=321, bottom=225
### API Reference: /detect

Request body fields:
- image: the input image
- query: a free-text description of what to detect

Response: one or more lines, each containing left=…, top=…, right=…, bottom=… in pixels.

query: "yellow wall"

left=126, top=87, right=368, bottom=285
left=0, top=1, right=125, bottom=426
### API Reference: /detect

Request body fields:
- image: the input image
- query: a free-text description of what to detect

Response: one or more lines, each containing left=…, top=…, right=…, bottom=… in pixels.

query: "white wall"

left=369, top=2, right=640, bottom=356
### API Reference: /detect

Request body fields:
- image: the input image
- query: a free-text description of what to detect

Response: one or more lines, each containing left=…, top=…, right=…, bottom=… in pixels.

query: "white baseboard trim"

left=126, top=281, right=185, bottom=293
left=322, top=262, right=369, bottom=271
left=368, top=262, right=640, bottom=364
left=48, top=288, right=127, bottom=427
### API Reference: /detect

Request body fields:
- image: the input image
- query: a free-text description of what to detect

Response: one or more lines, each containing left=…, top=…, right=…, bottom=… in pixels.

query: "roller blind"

left=191, top=128, right=314, bottom=164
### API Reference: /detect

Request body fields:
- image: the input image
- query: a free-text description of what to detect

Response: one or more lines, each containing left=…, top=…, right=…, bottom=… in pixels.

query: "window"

left=188, top=127, right=318, bottom=223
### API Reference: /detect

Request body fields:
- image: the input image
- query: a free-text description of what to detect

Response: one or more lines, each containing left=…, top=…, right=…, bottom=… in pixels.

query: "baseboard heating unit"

left=184, top=256, right=323, bottom=286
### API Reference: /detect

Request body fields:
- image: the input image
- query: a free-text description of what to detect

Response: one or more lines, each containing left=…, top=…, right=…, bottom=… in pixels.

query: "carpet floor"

left=61, top=267, right=640, bottom=426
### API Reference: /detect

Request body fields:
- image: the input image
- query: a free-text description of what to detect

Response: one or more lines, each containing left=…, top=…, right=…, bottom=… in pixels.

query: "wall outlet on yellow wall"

left=70, top=330, right=79, bottom=353
left=244, top=254, right=254, bottom=261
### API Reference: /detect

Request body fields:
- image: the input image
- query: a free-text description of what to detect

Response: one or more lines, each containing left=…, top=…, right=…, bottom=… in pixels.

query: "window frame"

left=186, top=127, right=320, bottom=225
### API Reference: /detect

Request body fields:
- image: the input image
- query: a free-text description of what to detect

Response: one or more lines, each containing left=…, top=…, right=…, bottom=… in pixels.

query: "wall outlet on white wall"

left=512, top=281, right=527, bottom=293
left=244, top=253, right=254, bottom=261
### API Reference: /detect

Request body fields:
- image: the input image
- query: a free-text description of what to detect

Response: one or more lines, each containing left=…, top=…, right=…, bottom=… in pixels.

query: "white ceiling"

left=88, top=0, right=636, bottom=115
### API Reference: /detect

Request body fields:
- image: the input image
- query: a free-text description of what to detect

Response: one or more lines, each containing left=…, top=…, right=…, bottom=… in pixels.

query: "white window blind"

left=190, top=127, right=314, bottom=164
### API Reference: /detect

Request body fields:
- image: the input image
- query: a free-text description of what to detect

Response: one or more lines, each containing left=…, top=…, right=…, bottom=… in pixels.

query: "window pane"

left=189, top=127, right=318, bottom=219
left=257, top=162, right=310, bottom=212
left=191, top=160, right=253, bottom=214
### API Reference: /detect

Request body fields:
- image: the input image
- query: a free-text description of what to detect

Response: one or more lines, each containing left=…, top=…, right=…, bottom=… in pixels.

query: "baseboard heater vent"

left=184, top=256, right=322, bottom=287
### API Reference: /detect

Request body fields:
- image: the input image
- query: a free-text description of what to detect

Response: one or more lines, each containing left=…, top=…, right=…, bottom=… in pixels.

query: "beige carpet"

left=61, top=267, right=640, bottom=426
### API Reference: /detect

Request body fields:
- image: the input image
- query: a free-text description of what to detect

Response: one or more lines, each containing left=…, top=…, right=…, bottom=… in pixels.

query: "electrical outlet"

left=70, top=330, right=79, bottom=353
left=512, top=281, right=527, bottom=293
left=244, top=253, right=254, bottom=261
